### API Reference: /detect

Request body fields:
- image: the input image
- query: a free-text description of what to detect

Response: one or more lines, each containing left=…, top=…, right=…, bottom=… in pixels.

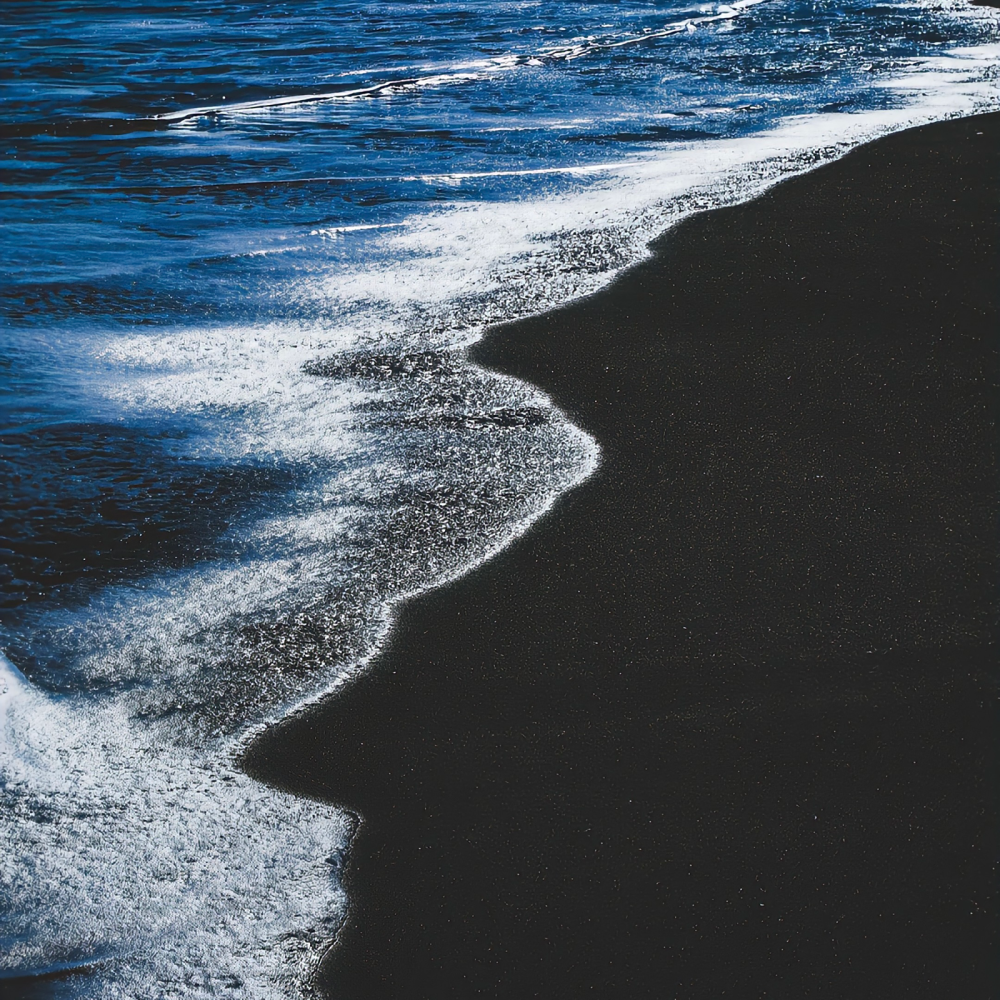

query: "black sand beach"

left=246, top=113, right=999, bottom=999
left=245, top=111, right=1000, bottom=1000
left=6, top=111, right=993, bottom=1000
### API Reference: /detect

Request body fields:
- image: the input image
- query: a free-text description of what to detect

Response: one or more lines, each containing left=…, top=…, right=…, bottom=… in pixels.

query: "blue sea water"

left=2, top=1, right=998, bottom=996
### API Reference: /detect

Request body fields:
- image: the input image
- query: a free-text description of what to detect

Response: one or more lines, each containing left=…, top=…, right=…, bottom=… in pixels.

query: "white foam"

left=0, top=651, right=30, bottom=716
left=152, top=72, right=487, bottom=123
left=36, top=366, right=598, bottom=733
left=0, top=649, right=351, bottom=998
left=311, top=223, right=406, bottom=237
left=284, top=40, right=1000, bottom=352
left=70, top=36, right=999, bottom=740
left=537, top=0, right=771, bottom=60
left=98, top=322, right=366, bottom=463
left=0, top=349, right=598, bottom=996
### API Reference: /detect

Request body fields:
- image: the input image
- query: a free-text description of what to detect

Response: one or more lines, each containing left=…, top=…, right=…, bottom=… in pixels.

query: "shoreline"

left=2, top=110, right=995, bottom=1000
left=245, top=111, right=999, bottom=998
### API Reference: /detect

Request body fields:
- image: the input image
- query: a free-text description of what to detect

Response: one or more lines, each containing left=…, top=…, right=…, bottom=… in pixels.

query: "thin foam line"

left=151, top=0, right=773, bottom=124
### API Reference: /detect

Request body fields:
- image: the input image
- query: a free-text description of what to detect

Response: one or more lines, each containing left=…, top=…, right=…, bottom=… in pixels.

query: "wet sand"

left=248, top=112, right=999, bottom=999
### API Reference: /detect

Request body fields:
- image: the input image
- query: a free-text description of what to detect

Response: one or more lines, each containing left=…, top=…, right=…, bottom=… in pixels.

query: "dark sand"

left=7, top=113, right=993, bottom=1000
left=245, top=113, right=1000, bottom=999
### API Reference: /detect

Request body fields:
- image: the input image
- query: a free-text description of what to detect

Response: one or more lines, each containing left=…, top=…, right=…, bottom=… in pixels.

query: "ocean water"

left=2, top=1, right=998, bottom=996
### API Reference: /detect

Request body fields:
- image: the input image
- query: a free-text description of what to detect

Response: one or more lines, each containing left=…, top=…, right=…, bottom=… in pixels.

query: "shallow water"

left=2, top=1, right=999, bottom=996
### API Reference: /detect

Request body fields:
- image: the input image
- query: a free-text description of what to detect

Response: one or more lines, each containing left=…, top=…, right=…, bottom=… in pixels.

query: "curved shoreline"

left=244, top=112, right=998, bottom=999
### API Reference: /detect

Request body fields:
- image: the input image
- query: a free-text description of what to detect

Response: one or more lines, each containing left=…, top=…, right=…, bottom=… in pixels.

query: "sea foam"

left=1, top=646, right=351, bottom=997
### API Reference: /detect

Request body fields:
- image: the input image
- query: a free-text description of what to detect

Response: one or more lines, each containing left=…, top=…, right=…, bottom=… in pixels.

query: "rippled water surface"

left=2, top=1, right=999, bottom=996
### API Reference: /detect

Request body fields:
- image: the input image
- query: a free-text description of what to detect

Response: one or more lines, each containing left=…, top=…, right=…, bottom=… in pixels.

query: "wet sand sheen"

left=244, top=113, right=998, bottom=999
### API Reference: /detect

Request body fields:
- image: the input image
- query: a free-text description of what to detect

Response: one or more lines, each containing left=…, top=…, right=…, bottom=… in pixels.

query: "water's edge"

left=240, top=106, right=999, bottom=998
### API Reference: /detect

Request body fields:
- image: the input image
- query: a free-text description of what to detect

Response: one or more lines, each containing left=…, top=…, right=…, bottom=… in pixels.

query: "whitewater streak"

left=0, top=650, right=352, bottom=994
left=151, top=0, right=772, bottom=123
